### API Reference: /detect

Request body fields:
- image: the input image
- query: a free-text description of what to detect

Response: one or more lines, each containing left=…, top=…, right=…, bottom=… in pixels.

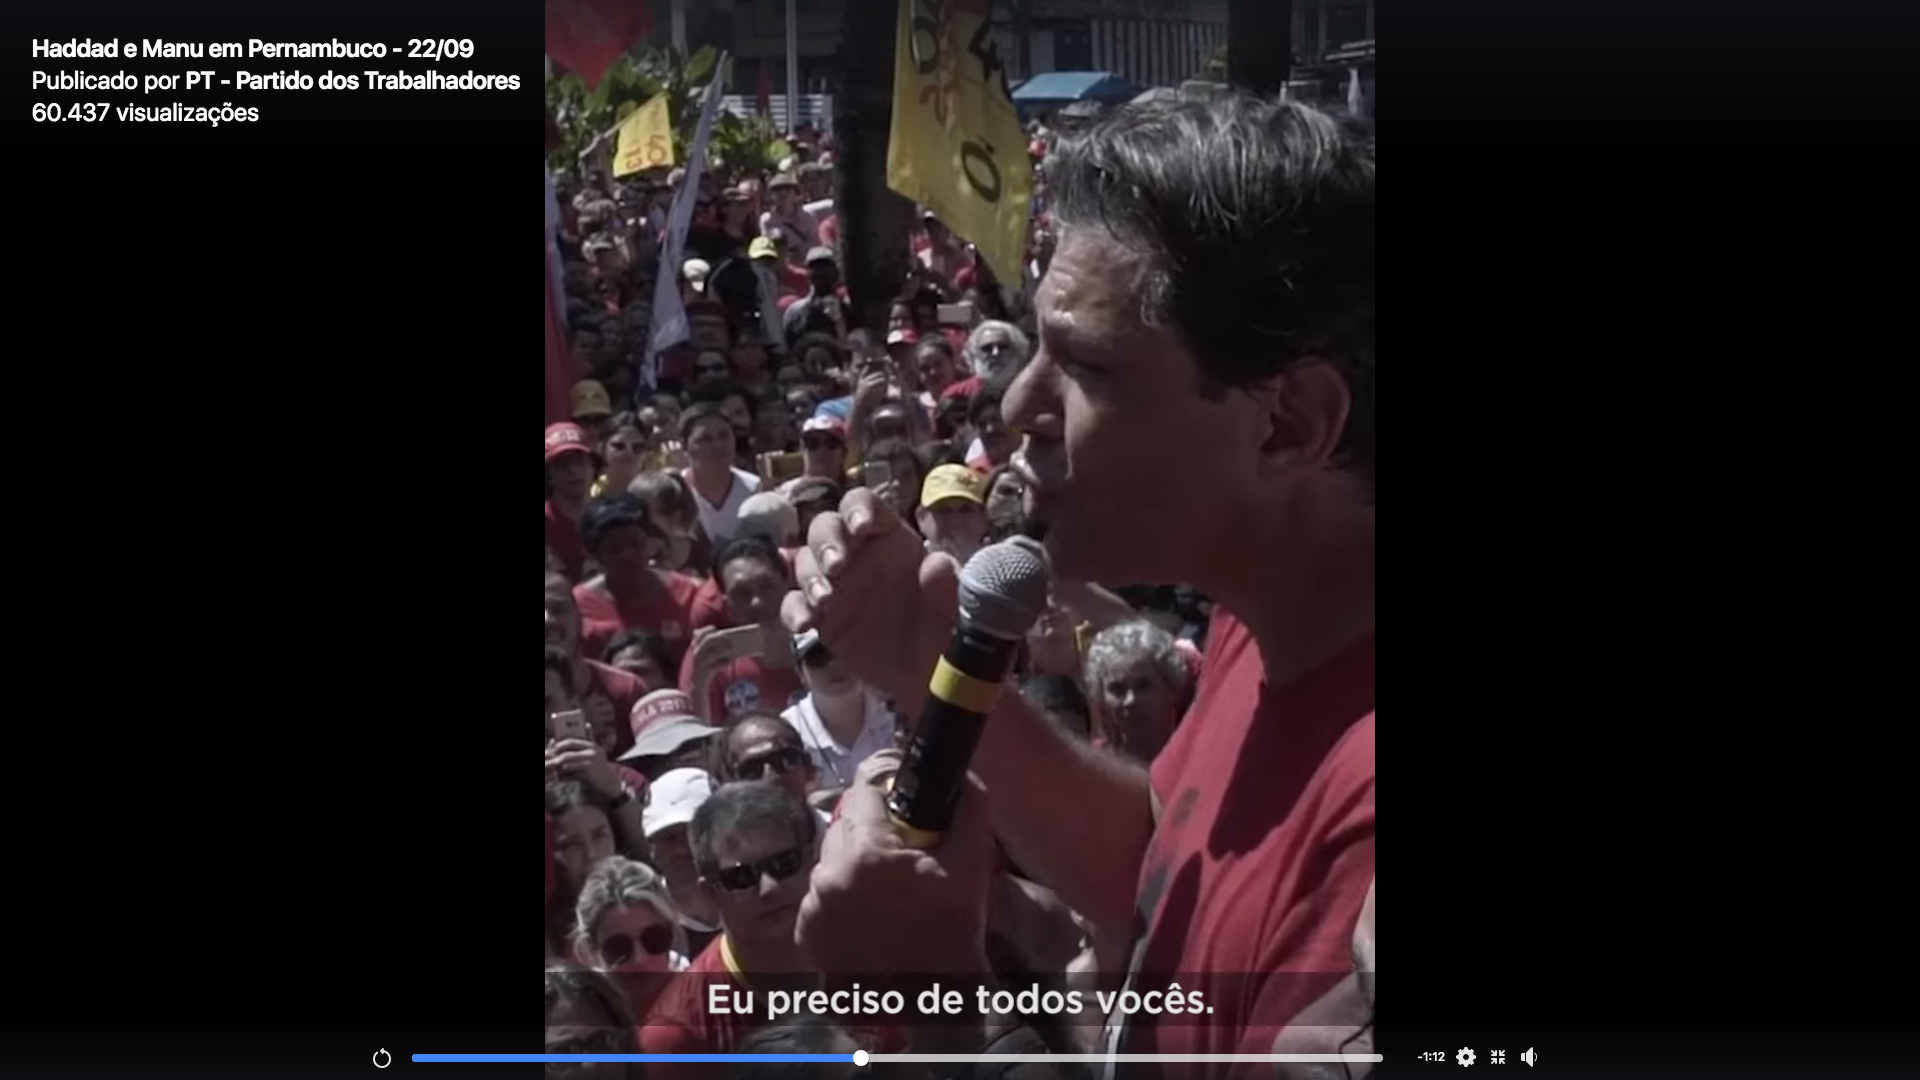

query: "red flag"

left=545, top=0, right=653, bottom=90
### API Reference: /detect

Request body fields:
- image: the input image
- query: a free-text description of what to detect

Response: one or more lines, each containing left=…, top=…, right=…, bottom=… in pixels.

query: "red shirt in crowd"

left=1100, top=609, right=1375, bottom=1073
left=638, top=938, right=764, bottom=1076
left=580, top=658, right=650, bottom=759
left=774, top=260, right=810, bottom=295
left=573, top=571, right=703, bottom=669
left=679, top=649, right=807, bottom=723
left=546, top=501, right=588, bottom=581
left=941, top=375, right=984, bottom=401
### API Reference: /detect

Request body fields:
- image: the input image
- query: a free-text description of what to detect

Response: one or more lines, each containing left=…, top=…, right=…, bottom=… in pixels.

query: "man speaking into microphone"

left=785, top=90, right=1374, bottom=1075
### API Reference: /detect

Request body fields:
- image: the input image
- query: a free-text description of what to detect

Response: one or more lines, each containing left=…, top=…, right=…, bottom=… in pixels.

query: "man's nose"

left=1001, top=351, right=1057, bottom=438
left=757, top=871, right=783, bottom=897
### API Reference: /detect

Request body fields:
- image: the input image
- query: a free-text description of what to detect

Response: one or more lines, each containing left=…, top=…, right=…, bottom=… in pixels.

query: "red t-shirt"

left=546, top=501, right=588, bottom=581
left=1101, top=609, right=1374, bottom=1074
left=581, top=659, right=650, bottom=759
left=638, top=938, right=765, bottom=1075
left=680, top=650, right=807, bottom=723
left=941, top=375, right=984, bottom=400
left=775, top=261, right=810, bottom=295
left=574, top=571, right=703, bottom=670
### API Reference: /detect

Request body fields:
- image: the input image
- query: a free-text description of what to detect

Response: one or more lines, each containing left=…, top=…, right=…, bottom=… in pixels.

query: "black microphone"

left=886, top=535, right=1052, bottom=848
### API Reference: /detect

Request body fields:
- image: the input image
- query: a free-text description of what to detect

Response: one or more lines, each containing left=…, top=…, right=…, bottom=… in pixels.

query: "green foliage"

left=706, top=110, right=793, bottom=182
left=546, top=45, right=794, bottom=184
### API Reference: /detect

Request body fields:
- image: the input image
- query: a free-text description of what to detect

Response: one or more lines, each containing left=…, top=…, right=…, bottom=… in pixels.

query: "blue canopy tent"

left=1011, top=71, right=1143, bottom=111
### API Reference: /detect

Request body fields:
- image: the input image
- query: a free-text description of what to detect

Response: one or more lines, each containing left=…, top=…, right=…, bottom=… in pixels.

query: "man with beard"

left=784, top=94, right=1375, bottom=1072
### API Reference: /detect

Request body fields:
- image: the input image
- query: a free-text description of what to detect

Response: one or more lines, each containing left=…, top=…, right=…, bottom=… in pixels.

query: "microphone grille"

left=958, top=536, right=1052, bottom=640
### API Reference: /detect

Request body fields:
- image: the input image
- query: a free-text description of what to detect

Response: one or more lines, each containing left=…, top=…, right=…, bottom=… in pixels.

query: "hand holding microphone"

left=781, top=489, right=1050, bottom=846
left=886, top=535, right=1050, bottom=847
left=783, top=491, right=1050, bottom=981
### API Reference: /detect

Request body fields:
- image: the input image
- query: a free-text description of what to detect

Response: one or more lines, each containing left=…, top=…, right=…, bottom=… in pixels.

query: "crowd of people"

left=545, top=87, right=1375, bottom=1080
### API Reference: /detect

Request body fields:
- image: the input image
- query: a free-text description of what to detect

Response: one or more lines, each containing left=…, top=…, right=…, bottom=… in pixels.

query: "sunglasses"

left=710, top=846, right=807, bottom=892
left=597, top=923, right=675, bottom=966
left=735, top=745, right=810, bottom=781
left=801, top=436, right=843, bottom=451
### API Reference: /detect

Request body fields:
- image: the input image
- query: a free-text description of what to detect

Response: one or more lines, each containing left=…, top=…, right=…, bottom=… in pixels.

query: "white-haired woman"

left=572, top=856, right=691, bottom=1021
left=1083, top=620, right=1193, bottom=763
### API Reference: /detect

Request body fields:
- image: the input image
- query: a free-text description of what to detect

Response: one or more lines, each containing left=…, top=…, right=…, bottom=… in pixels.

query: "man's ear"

left=1255, top=360, right=1352, bottom=477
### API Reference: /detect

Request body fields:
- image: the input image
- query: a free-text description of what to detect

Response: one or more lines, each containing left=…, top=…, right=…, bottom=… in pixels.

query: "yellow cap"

left=920, top=464, right=985, bottom=508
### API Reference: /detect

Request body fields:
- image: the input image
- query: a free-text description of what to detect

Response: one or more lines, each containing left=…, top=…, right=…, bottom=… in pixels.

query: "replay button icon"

left=373, top=1048, right=392, bottom=1068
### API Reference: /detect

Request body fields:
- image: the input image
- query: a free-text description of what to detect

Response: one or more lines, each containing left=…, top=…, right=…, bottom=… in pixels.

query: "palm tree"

left=1226, top=0, right=1293, bottom=97
left=832, top=0, right=917, bottom=333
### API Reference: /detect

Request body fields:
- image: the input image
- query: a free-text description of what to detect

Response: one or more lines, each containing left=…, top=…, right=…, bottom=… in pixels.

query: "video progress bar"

left=413, top=1053, right=1385, bottom=1064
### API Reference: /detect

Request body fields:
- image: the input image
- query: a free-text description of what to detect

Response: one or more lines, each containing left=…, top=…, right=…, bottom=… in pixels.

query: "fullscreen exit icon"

left=1490, top=1050, right=1505, bottom=1064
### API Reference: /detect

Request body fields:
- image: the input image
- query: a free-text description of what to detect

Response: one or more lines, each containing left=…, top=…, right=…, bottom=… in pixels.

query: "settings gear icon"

left=1456, top=1048, right=1476, bottom=1067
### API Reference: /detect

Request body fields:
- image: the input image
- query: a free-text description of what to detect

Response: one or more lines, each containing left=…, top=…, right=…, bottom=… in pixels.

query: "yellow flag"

left=885, top=0, right=1033, bottom=287
left=613, top=94, right=674, bottom=177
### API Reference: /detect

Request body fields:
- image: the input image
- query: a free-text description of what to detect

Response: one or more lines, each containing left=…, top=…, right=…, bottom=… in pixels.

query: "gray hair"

left=1083, top=620, right=1190, bottom=699
left=964, top=320, right=1032, bottom=385
left=570, top=856, right=688, bottom=965
left=1047, top=94, right=1374, bottom=489
left=689, top=780, right=817, bottom=879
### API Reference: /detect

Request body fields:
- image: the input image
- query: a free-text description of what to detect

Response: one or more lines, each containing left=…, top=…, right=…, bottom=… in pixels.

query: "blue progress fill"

left=413, top=1054, right=858, bottom=1063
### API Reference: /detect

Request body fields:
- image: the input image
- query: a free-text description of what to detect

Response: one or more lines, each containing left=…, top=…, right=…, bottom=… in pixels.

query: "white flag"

left=646, top=53, right=730, bottom=387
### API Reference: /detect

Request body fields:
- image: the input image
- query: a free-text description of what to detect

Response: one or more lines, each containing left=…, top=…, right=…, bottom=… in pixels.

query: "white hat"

left=642, top=768, right=714, bottom=838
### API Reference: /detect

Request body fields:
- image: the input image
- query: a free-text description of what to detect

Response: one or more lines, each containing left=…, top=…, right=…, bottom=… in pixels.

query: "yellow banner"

left=613, top=93, right=674, bottom=177
left=885, top=0, right=1033, bottom=288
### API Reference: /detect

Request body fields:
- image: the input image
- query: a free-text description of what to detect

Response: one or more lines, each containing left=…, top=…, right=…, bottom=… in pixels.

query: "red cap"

left=544, top=422, right=592, bottom=463
left=801, top=415, right=847, bottom=441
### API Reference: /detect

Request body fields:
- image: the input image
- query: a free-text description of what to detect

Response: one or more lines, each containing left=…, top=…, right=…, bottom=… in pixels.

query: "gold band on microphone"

left=927, top=656, right=1000, bottom=714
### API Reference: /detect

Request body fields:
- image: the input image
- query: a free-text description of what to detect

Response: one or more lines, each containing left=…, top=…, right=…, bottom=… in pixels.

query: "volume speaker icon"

left=1520, top=1048, right=1537, bottom=1067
